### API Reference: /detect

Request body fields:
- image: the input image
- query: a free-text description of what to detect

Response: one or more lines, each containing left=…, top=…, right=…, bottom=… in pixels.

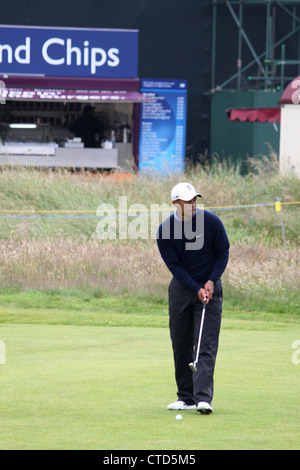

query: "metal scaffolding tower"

left=211, top=0, right=300, bottom=92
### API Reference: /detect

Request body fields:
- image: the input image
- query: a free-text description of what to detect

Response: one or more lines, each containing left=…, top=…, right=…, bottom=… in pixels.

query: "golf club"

left=189, top=299, right=207, bottom=372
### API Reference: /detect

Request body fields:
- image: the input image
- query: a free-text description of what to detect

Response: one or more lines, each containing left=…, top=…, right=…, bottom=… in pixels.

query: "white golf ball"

left=175, top=414, right=182, bottom=421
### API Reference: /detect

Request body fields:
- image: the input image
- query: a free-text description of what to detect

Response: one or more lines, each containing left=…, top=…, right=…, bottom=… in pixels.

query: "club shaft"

left=194, top=301, right=206, bottom=367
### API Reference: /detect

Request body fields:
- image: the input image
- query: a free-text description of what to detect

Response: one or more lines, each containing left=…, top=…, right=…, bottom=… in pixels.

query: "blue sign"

left=0, top=25, right=138, bottom=78
left=139, top=79, right=187, bottom=174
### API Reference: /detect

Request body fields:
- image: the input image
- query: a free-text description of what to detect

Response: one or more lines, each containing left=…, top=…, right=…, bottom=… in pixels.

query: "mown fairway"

left=0, top=165, right=299, bottom=450
left=0, top=313, right=299, bottom=450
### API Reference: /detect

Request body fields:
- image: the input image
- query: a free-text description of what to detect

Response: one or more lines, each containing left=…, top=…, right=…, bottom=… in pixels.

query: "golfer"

left=156, top=182, right=229, bottom=414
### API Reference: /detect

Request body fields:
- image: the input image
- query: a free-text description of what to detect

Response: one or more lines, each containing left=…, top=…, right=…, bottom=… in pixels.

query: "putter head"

left=189, top=362, right=197, bottom=372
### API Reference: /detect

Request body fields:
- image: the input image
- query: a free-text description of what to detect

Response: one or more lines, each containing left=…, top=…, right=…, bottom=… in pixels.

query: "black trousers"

left=168, top=277, right=223, bottom=405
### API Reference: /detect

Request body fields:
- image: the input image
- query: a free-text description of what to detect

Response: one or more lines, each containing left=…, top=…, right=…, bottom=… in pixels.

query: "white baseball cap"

left=171, top=182, right=202, bottom=201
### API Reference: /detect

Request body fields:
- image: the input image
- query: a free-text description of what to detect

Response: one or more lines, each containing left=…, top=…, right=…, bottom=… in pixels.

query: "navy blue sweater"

left=156, top=209, right=230, bottom=294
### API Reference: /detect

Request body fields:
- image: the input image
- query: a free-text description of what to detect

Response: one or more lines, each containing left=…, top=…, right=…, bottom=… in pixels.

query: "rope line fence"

left=0, top=200, right=298, bottom=247
left=0, top=200, right=298, bottom=218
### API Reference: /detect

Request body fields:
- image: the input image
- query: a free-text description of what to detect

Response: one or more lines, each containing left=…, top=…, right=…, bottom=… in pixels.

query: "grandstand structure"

left=211, top=0, right=300, bottom=92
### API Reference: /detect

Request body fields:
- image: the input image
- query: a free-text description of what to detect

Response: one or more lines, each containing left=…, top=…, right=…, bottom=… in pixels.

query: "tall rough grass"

left=0, top=163, right=299, bottom=245
left=0, top=238, right=298, bottom=312
left=0, top=164, right=299, bottom=314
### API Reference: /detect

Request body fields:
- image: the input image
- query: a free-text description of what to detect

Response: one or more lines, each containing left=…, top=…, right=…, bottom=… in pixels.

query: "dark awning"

left=0, top=75, right=146, bottom=102
left=226, top=107, right=281, bottom=123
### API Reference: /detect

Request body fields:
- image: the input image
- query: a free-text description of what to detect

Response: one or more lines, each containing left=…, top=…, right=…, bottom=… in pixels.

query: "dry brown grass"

left=223, top=243, right=300, bottom=294
left=0, top=238, right=298, bottom=302
left=0, top=238, right=168, bottom=296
